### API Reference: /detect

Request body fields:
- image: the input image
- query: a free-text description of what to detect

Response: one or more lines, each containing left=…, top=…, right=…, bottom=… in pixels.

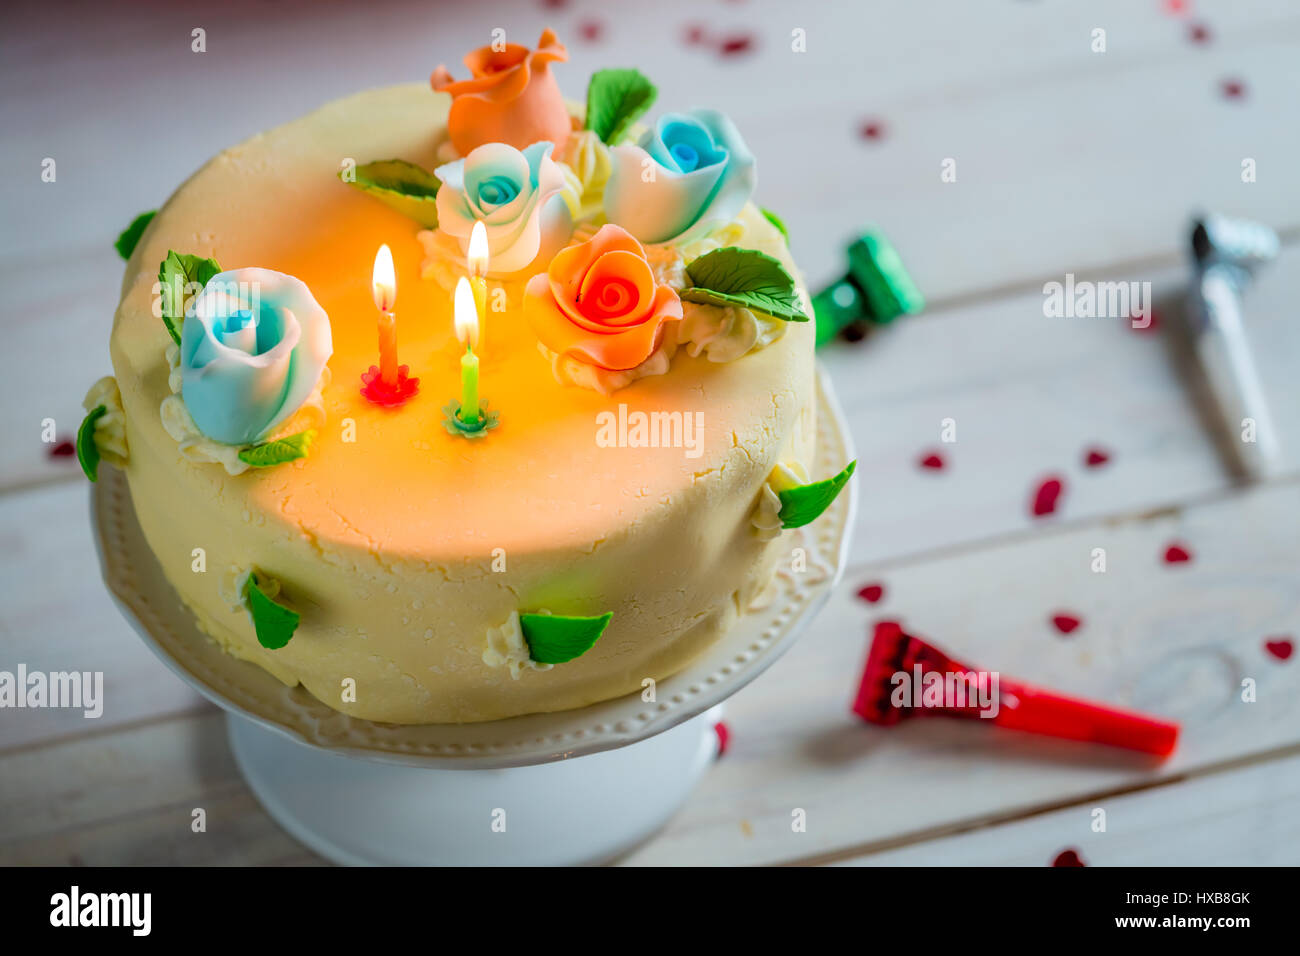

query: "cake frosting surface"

left=107, top=83, right=819, bottom=723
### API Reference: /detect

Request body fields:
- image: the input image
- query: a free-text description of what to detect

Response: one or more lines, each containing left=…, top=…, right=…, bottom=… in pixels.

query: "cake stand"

left=91, top=369, right=856, bottom=865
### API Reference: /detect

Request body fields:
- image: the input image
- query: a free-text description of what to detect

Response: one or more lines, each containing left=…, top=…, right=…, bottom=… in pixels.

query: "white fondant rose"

left=604, top=109, right=756, bottom=245
left=434, top=141, right=575, bottom=277
left=180, top=268, right=332, bottom=446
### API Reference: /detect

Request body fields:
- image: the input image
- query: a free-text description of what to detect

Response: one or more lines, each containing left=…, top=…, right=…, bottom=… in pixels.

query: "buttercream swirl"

left=558, top=128, right=611, bottom=221
left=751, top=460, right=809, bottom=539
left=82, top=376, right=129, bottom=466
left=678, top=301, right=788, bottom=363
left=538, top=328, right=678, bottom=397
left=483, top=611, right=554, bottom=679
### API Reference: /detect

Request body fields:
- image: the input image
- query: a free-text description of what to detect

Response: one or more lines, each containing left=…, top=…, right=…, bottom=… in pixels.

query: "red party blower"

left=852, top=621, right=1180, bottom=758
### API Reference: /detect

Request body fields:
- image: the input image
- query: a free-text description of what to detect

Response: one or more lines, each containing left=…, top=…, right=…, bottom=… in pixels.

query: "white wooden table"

left=2, top=0, right=1298, bottom=866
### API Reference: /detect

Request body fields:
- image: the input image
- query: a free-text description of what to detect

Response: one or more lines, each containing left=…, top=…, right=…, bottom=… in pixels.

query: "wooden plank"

left=0, top=481, right=206, bottom=751
left=832, top=751, right=1300, bottom=866
left=0, top=711, right=319, bottom=865
left=618, top=478, right=1300, bottom=865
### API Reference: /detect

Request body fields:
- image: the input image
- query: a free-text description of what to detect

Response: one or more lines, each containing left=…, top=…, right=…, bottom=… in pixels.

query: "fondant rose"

left=180, top=268, right=332, bottom=446
left=431, top=28, right=571, bottom=156
left=525, top=224, right=682, bottom=371
left=605, top=109, right=756, bottom=245
left=435, top=141, right=575, bottom=277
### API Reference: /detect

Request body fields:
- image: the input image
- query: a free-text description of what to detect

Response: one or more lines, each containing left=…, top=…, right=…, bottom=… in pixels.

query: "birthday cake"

left=81, top=30, right=853, bottom=724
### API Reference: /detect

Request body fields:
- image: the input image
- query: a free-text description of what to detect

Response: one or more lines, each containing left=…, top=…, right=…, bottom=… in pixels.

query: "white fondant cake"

left=97, top=55, right=835, bottom=724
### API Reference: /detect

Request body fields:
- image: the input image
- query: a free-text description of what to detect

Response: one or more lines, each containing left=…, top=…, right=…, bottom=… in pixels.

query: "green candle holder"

left=442, top=399, right=500, bottom=439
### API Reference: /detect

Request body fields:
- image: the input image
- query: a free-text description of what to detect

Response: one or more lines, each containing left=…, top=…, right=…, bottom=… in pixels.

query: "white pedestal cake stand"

left=91, top=369, right=855, bottom=865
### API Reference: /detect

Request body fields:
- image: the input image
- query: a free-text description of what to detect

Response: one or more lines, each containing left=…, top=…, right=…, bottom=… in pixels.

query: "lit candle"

left=468, top=220, right=489, bottom=346
left=453, top=277, right=480, bottom=426
left=372, top=244, right=399, bottom=387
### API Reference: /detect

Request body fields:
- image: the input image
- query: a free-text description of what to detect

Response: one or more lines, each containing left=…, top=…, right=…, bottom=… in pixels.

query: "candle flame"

left=372, top=244, right=397, bottom=312
left=453, top=277, right=479, bottom=349
left=468, top=220, right=489, bottom=277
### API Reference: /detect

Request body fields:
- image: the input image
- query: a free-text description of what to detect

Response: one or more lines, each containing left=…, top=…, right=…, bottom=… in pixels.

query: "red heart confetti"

left=1221, top=78, right=1246, bottom=100
left=1128, top=307, right=1160, bottom=333
left=541, top=0, right=569, bottom=8
left=718, top=33, right=756, bottom=57
left=919, top=451, right=946, bottom=471
left=714, top=721, right=731, bottom=756
left=857, top=583, right=886, bottom=604
left=1052, top=848, right=1087, bottom=867
left=578, top=18, right=603, bottom=42
left=48, top=439, right=76, bottom=458
left=1083, top=446, right=1111, bottom=468
left=1162, top=0, right=1189, bottom=16
left=1031, top=475, right=1065, bottom=517
left=683, top=23, right=708, bottom=46
left=1188, top=22, right=1211, bottom=44
left=859, top=120, right=886, bottom=142
left=1163, top=543, right=1193, bottom=564
left=1051, top=613, right=1082, bottom=635
left=1264, top=638, right=1294, bottom=662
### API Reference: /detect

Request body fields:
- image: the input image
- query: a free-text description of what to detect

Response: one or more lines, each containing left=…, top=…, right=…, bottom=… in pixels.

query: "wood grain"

left=834, top=751, right=1300, bottom=866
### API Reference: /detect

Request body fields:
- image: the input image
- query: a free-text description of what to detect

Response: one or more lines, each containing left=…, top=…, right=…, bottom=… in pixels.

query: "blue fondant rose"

left=604, top=109, right=756, bottom=245
left=181, top=268, right=333, bottom=445
left=435, top=141, right=575, bottom=276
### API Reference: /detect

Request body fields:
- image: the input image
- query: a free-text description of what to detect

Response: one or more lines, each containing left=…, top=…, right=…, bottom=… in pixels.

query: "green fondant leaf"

left=520, top=612, right=613, bottom=665
left=237, top=430, right=315, bottom=468
left=683, top=246, right=810, bottom=322
left=243, top=573, right=300, bottom=650
left=159, top=250, right=222, bottom=345
left=760, top=207, right=789, bottom=242
left=778, top=460, right=857, bottom=529
left=341, top=159, right=441, bottom=227
left=76, top=405, right=107, bottom=482
left=584, top=68, right=657, bottom=145
left=115, top=210, right=156, bottom=260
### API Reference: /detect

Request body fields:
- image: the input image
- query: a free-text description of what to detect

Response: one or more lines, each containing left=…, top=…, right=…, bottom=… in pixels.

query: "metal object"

left=1187, top=214, right=1280, bottom=479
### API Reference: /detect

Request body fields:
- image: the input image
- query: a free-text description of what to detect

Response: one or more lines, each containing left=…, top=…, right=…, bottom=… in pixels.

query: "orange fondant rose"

left=431, top=29, right=572, bottom=156
left=525, top=225, right=683, bottom=371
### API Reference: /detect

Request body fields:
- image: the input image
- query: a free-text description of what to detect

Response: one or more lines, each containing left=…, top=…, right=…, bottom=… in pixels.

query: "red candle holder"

left=360, top=365, right=419, bottom=407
